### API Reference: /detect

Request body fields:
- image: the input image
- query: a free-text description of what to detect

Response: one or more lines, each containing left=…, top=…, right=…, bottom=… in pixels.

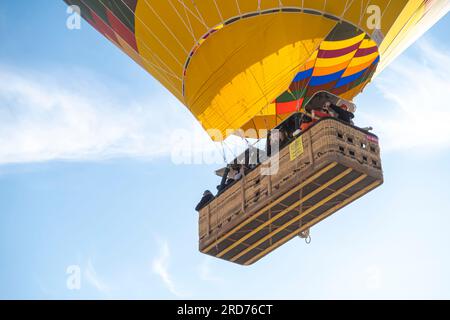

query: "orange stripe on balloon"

left=312, top=61, right=352, bottom=77
left=342, top=56, right=378, bottom=77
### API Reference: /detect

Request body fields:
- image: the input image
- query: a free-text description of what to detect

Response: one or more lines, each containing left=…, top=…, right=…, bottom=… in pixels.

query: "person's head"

left=271, top=130, right=280, bottom=141
left=321, top=101, right=331, bottom=112
left=341, top=103, right=356, bottom=113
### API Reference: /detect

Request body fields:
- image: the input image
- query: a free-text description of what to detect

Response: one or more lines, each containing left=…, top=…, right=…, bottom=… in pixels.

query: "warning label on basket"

left=289, top=136, right=304, bottom=161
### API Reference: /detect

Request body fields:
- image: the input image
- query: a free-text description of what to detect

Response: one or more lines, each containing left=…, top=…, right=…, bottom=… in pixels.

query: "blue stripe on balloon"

left=309, top=70, right=345, bottom=86
left=293, top=68, right=313, bottom=82
left=334, top=56, right=379, bottom=88
left=335, top=69, right=366, bottom=88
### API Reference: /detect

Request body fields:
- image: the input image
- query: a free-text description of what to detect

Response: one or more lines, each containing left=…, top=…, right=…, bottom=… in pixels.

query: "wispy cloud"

left=360, top=39, right=450, bottom=152
left=0, top=66, right=203, bottom=164
left=84, top=259, right=110, bottom=294
left=151, top=240, right=186, bottom=298
left=198, top=258, right=224, bottom=284
left=4, top=38, right=448, bottom=163
left=0, top=65, right=248, bottom=165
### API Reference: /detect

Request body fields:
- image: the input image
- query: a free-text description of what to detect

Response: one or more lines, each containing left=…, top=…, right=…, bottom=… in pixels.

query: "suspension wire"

left=175, top=0, right=209, bottom=29
left=359, top=0, right=373, bottom=28
left=167, top=0, right=197, bottom=42
left=235, top=0, right=242, bottom=16
left=108, top=0, right=185, bottom=77
left=190, top=0, right=209, bottom=28
left=222, top=138, right=239, bottom=164
left=213, top=0, right=224, bottom=23
left=116, top=0, right=185, bottom=67
left=341, top=0, right=356, bottom=19
left=220, top=141, right=228, bottom=163
left=142, top=0, right=189, bottom=54
left=85, top=0, right=182, bottom=96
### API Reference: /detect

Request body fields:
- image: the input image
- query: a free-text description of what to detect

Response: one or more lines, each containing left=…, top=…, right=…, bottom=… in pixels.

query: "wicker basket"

left=198, top=118, right=383, bottom=265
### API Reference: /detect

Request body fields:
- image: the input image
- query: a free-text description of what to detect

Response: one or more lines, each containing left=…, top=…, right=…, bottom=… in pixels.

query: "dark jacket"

left=195, top=192, right=215, bottom=211
left=329, top=104, right=354, bottom=124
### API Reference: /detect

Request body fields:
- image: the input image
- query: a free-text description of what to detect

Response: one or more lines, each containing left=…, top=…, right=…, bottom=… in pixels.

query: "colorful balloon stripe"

left=63, top=0, right=446, bottom=140
left=274, top=28, right=380, bottom=114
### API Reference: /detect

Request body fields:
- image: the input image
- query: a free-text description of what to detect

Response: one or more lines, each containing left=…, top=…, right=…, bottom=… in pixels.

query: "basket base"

left=200, top=160, right=382, bottom=265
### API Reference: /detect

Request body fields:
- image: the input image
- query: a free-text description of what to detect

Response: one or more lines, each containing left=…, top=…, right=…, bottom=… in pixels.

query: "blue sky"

left=1, top=2, right=450, bottom=299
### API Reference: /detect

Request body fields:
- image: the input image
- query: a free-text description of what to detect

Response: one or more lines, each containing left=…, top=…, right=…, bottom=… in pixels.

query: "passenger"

left=325, top=102, right=355, bottom=124
left=195, top=190, right=215, bottom=211
left=299, top=116, right=312, bottom=132
left=266, top=131, right=272, bottom=157
left=284, top=117, right=297, bottom=140
left=322, top=102, right=337, bottom=117
left=216, top=166, right=230, bottom=194
left=270, top=128, right=288, bottom=151
left=270, top=130, right=279, bottom=147
left=234, top=165, right=244, bottom=181
left=267, top=125, right=294, bottom=157
left=300, top=107, right=332, bottom=132
left=279, top=127, right=288, bottom=147
left=293, top=113, right=303, bottom=137
left=315, top=103, right=335, bottom=120
left=226, top=165, right=243, bottom=185
left=216, top=184, right=225, bottom=193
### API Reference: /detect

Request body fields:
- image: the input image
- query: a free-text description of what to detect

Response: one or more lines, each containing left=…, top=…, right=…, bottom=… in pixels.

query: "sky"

left=1, top=1, right=450, bottom=299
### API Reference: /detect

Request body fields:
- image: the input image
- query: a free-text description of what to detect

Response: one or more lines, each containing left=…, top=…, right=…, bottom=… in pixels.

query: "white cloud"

left=0, top=65, right=250, bottom=165
left=198, top=258, right=224, bottom=284
left=0, top=66, right=208, bottom=164
left=84, top=259, right=110, bottom=294
left=4, top=38, right=448, bottom=164
left=151, top=240, right=186, bottom=298
left=359, top=39, right=450, bottom=152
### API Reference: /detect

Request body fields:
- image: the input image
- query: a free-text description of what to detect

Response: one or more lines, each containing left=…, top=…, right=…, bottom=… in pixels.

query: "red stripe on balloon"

left=354, top=46, right=378, bottom=57
left=317, top=42, right=362, bottom=58
left=106, top=9, right=138, bottom=51
left=89, top=8, right=119, bottom=45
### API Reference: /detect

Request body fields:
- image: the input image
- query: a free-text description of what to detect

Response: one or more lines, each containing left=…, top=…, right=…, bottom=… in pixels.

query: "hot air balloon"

left=64, top=0, right=449, bottom=265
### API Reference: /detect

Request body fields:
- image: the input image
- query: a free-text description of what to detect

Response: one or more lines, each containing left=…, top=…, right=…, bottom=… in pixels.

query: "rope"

left=117, top=0, right=185, bottom=67
left=235, top=0, right=242, bottom=16
left=175, top=0, right=208, bottom=29
left=167, top=0, right=196, bottom=42
left=213, top=0, right=224, bottom=23
left=358, top=0, right=373, bottom=28
left=190, top=0, right=209, bottom=28
left=143, top=0, right=189, bottom=54
left=85, top=0, right=182, bottom=96
left=220, top=141, right=228, bottom=164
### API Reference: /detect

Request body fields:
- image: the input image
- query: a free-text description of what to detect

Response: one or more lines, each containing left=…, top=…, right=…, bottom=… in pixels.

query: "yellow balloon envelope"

left=64, top=0, right=449, bottom=140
